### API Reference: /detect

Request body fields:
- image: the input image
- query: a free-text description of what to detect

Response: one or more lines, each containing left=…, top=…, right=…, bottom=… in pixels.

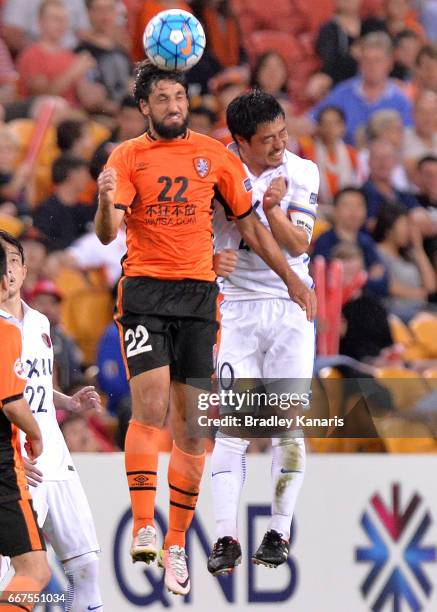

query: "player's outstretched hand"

left=97, top=168, right=117, bottom=204
left=25, top=435, right=43, bottom=461
left=69, top=386, right=102, bottom=414
left=286, top=275, right=317, bottom=322
left=213, top=249, right=238, bottom=277
left=23, top=456, right=43, bottom=487
left=263, top=177, right=287, bottom=212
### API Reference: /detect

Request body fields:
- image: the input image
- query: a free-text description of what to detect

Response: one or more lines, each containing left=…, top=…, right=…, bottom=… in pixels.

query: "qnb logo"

left=113, top=506, right=298, bottom=607
left=356, top=483, right=436, bottom=611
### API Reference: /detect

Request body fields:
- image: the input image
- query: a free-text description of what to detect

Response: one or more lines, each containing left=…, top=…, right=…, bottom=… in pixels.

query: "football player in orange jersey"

left=95, top=61, right=316, bottom=596
left=0, top=242, right=51, bottom=611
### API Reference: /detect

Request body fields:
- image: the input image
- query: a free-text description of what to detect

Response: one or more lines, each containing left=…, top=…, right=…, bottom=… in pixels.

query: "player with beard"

left=96, top=61, right=316, bottom=596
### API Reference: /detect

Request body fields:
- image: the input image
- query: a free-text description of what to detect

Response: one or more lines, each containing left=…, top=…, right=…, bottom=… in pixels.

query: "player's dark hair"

left=333, top=186, right=365, bottom=207
left=0, top=242, right=6, bottom=277
left=57, top=120, right=86, bottom=152
left=417, top=154, right=437, bottom=170
left=316, top=105, right=346, bottom=124
left=52, top=155, right=88, bottom=185
left=226, top=90, right=285, bottom=142
left=0, top=230, right=24, bottom=264
left=133, top=60, right=188, bottom=107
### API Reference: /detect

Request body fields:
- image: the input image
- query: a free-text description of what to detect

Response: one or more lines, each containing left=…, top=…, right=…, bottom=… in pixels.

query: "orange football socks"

left=125, top=420, right=160, bottom=535
left=164, top=443, right=206, bottom=549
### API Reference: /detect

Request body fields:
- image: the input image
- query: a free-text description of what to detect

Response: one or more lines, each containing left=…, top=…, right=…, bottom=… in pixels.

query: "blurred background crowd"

left=0, top=0, right=436, bottom=454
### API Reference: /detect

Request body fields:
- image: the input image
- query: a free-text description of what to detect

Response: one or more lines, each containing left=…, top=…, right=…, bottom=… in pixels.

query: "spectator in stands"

left=2, top=0, right=90, bottom=54
left=299, top=106, right=359, bottom=205
left=414, top=155, right=437, bottom=265
left=380, top=0, right=427, bottom=41
left=0, top=126, right=33, bottom=213
left=19, top=227, right=48, bottom=301
left=314, top=0, right=362, bottom=88
left=60, top=413, right=111, bottom=451
left=29, top=278, right=83, bottom=390
left=33, top=155, right=95, bottom=252
left=373, top=201, right=436, bottom=320
left=332, top=242, right=395, bottom=364
left=191, top=0, right=245, bottom=69
left=412, top=44, right=437, bottom=96
left=311, top=32, right=413, bottom=145
left=209, top=66, right=249, bottom=144
left=0, top=37, right=18, bottom=104
left=56, top=223, right=126, bottom=288
left=188, top=106, right=216, bottom=136
left=75, top=0, right=133, bottom=107
left=89, top=95, right=145, bottom=180
left=16, top=0, right=107, bottom=112
left=357, top=109, right=409, bottom=190
left=56, top=118, right=93, bottom=157
left=250, top=51, right=290, bottom=102
left=313, top=187, right=388, bottom=296
left=402, top=91, right=437, bottom=179
left=361, top=139, right=418, bottom=226
left=391, top=29, right=422, bottom=82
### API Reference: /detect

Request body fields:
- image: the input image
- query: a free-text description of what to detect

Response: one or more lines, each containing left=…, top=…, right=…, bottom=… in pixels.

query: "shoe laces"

left=213, top=537, right=234, bottom=555
left=137, top=525, right=155, bottom=546
left=263, top=529, right=284, bottom=546
left=168, top=545, right=188, bottom=579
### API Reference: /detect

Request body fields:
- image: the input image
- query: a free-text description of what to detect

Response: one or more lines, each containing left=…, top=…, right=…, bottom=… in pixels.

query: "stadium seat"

left=61, top=288, right=114, bottom=365
left=409, top=313, right=437, bottom=358
left=374, top=416, right=437, bottom=453
left=374, top=367, right=429, bottom=414
left=387, top=314, right=429, bottom=360
left=423, top=368, right=437, bottom=392
left=292, top=0, right=335, bottom=32
left=246, top=31, right=307, bottom=73
left=237, top=0, right=307, bottom=41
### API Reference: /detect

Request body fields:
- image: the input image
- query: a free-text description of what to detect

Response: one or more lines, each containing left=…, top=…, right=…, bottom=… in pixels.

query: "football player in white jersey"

left=208, top=91, right=319, bottom=575
left=0, top=231, right=104, bottom=611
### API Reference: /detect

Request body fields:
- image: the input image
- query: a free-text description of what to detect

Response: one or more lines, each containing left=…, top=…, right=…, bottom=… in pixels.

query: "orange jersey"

left=106, top=130, right=252, bottom=281
left=0, top=316, right=30, bottom=502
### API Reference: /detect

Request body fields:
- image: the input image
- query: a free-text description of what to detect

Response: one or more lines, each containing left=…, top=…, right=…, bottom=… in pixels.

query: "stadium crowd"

left=0, top=0, right=436, bottom=454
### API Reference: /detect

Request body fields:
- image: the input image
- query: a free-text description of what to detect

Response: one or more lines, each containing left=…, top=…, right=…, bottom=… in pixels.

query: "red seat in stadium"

left=292, top=0, right=335, bottom=32
left=237, top=0, right=307, bottom=42
left=246, top=31, right=307, bottom=72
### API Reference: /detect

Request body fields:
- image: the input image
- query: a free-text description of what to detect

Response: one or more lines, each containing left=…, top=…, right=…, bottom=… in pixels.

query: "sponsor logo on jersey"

left=243, top=178, right=252, bottom=192
left=14, top=358, right=27, bottom=380
left=193, top=157, right=211, bottom=178
left=42, top=333, right=52, bottom=348
left=309, top=192, right=317, bottom=206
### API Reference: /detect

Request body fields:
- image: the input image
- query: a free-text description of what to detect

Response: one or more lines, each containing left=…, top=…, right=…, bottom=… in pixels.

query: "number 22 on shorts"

left=125, top=325, right=152, bottom=357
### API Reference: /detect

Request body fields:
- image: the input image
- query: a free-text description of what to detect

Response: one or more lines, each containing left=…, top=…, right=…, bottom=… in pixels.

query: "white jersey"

left=16, top=303, right=74, bottom=480
left=214, top=148, right=319, bottom=299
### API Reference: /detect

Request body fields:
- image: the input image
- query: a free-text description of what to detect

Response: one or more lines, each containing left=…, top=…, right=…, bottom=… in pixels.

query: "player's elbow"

left=96, top=229, right=116, bottom=245
left=286, top=238, right=310, bottom=258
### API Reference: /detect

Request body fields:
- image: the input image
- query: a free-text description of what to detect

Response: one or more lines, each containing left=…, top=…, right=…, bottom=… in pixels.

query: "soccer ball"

left=143, top=9, right=206, bottom=72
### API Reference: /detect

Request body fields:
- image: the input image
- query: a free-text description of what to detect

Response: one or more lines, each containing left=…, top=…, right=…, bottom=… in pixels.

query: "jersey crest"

left=42, top=333, right=52, bottom=348
left=193, top=157, right=211, bottom=178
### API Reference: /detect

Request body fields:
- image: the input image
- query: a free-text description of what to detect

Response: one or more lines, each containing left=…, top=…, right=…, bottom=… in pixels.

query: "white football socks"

left=211, top=436, right=250, bottom=540
left=64, top=552, right=103, bottom=612
left=269, top=437, right=306, bottom=541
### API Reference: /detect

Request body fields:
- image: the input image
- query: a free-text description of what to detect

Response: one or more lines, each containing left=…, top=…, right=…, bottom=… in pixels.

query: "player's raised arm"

left=263, top=177, right=312, bottom=257
left=235, top=212, right=316, bottom=321
left=95, top=167, right=125, bottom=244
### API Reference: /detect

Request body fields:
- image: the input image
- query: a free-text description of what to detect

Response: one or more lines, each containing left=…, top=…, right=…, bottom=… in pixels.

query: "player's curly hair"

left=133, top=60, right=188, bottom=108
left=226, top=90, right=285, bottom=143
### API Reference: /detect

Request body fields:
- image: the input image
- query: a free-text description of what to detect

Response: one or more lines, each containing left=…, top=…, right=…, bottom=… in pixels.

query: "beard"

left=150, top=114, right=189, bottom=139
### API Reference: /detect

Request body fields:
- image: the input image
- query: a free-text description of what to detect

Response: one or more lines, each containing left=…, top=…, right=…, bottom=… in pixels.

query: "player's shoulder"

left=109, top=134, right=150, bottom=158
left=284, top=149, right=318, bottom=175
left=189, top=130, right=229, bottom=156
left=22, top=303, right=50, bottom=330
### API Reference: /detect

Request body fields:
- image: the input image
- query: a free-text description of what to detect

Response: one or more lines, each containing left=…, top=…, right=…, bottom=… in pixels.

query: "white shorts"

left=217, top=298, right=315, bottom=381
left=31, top=473, right=99, bottom=561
